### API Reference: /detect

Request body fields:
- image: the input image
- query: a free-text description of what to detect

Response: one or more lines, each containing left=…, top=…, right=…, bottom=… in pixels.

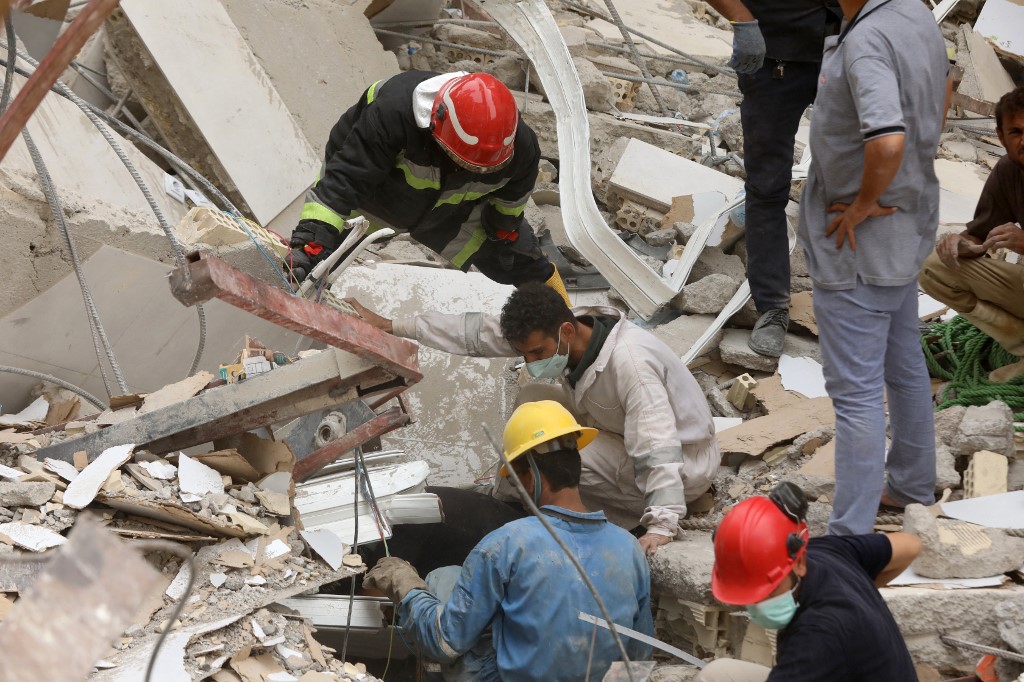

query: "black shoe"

left=748, top=309, right=790, bottom=358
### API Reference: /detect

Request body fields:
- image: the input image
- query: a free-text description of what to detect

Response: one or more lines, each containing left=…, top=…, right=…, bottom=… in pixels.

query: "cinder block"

left=964, top=450, right=1009, bottom=498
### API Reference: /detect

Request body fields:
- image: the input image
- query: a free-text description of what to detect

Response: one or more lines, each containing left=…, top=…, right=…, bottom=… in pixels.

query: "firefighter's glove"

left=363, top=557, right=427, bottom=604
left=283, top=220, right=346, bottom=284
left=729, top=20, right=765, bottom=75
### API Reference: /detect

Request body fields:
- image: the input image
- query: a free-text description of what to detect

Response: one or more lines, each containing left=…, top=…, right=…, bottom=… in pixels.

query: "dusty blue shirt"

left=798, top=0, right=948, bottom=290
left=398, top=506, right=653, bottom=681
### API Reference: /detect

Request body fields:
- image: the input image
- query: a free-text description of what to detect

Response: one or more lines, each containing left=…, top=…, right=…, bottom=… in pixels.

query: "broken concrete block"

left=787, top=473, right=835, bottom=502
left=644, top=227, right=678, bottom=248
left=965, top=450, right=1009, bottom=498
left=1009, top=460, right=1024, bottom=492
left=690, top=247, right=746, bottom=284
left=573, top=56, right=615, bottom=113
left=952, top=401, right=1015, bottom=458
left=934, top=405, right=967, bottom=446
left=672, top=221, right=698, bottom=244
left=615, top=199, right=665, bottom=235
left=996, top=599, right=1024, bottom=654
left=706, top=386, right=743, bottom=419
left=935, top=444, right=962, bottom=492
left=678, top=274, right=740, bottom=315
left=557, top=24, right=592, bottom=57
left=904, top=503, right=1024, bottom=579
left=652, top=314, right=721, bottom=359
left=0, top=481, right=56, bottom=507
left=719, top=329, right=778, bottom=372
left=648, top=531, right=715, bottom=603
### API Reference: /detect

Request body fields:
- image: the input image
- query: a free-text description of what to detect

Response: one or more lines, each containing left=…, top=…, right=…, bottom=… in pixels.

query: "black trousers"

left=738, top=59, right=820, bottom=313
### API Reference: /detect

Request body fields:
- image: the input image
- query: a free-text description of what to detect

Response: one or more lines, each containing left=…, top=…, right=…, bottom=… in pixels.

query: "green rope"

left=921, top=315, right=1024, bottom=429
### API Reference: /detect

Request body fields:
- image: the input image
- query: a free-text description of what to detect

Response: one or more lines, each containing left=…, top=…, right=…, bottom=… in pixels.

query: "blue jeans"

left=739, top=60, right=820, bottom=312
left=813, top=279, right=936, bottom=535
left=420, top=566, right=500, bottom=682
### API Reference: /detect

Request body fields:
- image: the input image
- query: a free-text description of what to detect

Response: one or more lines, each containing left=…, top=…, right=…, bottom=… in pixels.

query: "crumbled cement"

left=996, top=599, right=1024, bottom=654
left=650, top=665, right=700, bottom=682
left=678, top=274, right=740, bottom=315
left=935, top=443, right=962, bottom=491
left=718, top=330, right=779, bottom=372
left=648, top=531, right=715, bottom=603
left=952, top=401, right=1015, bottom=458
left=934, top=405, right=967, bottom=446
left=0, top=481, right=56, bottom=507
left=903, top=503, right=1024, bottom=579
left=644, top=227, right=678, bottom=247
left=690, top=247, right=746, bottom=284
left=883, top=586, right=1024, bottom=668
left=706, top=386, right=743, bottom=419
left=573, top=56, right=615, bottom=113
left=1010, top=459, right=1024, bottom=491
left=673, top=221, right=698, bottom=243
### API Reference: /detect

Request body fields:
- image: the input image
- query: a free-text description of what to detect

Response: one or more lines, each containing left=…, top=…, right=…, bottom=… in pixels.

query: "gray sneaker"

left=748, top=309, right=790, bottom=357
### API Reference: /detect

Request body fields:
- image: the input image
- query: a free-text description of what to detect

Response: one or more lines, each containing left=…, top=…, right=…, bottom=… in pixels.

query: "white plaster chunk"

left=178, top=454, right=225, bottom=502
left=44, top=458, right=79, bottom=482
left=63, top=443, right=135, bottom=509
left=300, top=529, right=347, bottom=570
left=0, top=521, right=66, bottom=551
left=140, top=460, right=177, bottom=480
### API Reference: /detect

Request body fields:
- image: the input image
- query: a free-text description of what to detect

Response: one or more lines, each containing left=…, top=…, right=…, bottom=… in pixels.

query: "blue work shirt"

left=398, top=506, right=654, bottom=681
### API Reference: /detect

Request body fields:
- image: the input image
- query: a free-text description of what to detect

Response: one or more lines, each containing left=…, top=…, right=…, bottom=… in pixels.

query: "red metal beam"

left=0, top=0, right=121, bottom=163
left=169, top=252, right=422, bottom=384
left=294, top=407, right=412, bottom=482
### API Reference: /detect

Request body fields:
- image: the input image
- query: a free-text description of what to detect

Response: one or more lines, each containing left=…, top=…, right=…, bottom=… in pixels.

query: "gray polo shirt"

left=797, top=0, right=948, bottom=290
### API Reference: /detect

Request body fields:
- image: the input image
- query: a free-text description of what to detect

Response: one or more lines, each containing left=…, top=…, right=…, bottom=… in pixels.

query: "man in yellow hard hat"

left=363, top=401, right=653, bottom=681
left=346, top=281, right=718, bottom=556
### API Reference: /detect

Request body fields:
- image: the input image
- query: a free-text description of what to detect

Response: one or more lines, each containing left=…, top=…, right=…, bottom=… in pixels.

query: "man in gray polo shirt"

left=799, top=0, right=950, bottom=536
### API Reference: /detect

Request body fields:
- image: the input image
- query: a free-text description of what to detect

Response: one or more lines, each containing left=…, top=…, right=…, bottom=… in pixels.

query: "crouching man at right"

left=698, top=483, right=922, bottom=682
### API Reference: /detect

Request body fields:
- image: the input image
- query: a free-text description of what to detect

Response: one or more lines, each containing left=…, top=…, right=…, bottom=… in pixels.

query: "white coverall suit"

left=392, top=305, right=719, bottom=538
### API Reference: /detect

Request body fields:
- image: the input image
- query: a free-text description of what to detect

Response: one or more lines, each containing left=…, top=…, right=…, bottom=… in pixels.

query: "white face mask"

left=525, top=327, right=569, bottom=379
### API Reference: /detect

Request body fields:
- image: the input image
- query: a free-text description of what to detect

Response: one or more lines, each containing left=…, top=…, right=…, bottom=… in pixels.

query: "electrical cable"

left=4, top=42, right=209, bottom=377
left=134, top=541, right=196, bottom=682
left=0, top=365, right=105, bottom=411
left=481, top=424, right=636, bottom=682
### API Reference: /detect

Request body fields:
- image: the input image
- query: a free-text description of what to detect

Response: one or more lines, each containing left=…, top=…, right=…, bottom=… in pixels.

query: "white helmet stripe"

left=442, top=88, right=479, bottom=146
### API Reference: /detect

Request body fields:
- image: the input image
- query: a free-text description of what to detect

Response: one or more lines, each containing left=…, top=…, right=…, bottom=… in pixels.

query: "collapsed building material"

left=964, top=450, right=1009, bottom=499
left=105, top=0, right=320, bottom=224
left=973, top=0, right=1024, bottom=61
left=904, top=503, right=1024, bottom=579
left=953, top=27, right=1016, bottom=115
left=0, top=515, right=162, bottom=682
left=716, top=398, right=834, bottom=459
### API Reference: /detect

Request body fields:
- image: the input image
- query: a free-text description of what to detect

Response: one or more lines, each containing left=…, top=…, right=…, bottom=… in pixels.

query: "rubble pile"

left=0, top=370, right=386, bottom=682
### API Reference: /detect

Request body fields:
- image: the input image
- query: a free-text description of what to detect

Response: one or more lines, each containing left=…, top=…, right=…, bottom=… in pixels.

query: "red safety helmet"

left=711, top=496, right=809, bottom=606
left=431, top=73, right=518, bottom=172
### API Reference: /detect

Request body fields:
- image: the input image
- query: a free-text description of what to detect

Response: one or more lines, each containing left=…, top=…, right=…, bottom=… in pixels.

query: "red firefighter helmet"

left=431, top=73, right=518, bottom=172
left=711, top=496, right=809, bottom=605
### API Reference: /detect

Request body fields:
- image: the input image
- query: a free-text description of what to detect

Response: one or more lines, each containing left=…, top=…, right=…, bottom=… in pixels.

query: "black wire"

left=341, top=446, right=361, bottom=664
left=132, top=541, right=195, bottom=682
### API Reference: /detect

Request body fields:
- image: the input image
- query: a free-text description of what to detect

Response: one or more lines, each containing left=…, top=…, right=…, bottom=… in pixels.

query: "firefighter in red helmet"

left=284, top=71, right=569, bottom=303
left=699, top=482, right=922, bottom=682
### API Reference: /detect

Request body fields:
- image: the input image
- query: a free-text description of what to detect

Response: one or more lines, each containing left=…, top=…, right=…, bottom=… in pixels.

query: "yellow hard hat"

left=500, top=400, right=598, bottom=476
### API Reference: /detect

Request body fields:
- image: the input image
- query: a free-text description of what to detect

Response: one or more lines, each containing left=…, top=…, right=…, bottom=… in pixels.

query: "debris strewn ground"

left=2, top=0, right=1024, bottom=679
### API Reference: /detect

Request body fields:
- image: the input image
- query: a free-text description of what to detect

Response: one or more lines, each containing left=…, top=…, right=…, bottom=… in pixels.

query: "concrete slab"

left=610, top=139, right=743, bottom=214
left=110, top=0, right=320, bottom=224
left=221, top=0, right=399, bottom=151
left=331, top=264, right=515, bottom=487
left=0, top=246, right=304, bottom=413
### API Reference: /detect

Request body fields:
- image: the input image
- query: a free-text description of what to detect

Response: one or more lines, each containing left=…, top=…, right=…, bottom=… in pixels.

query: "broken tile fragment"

left=0, top=522, right=66, bottom=551
left=63, top=444, right=134, bottom=510
left=179, top=454, right=226, bottom=503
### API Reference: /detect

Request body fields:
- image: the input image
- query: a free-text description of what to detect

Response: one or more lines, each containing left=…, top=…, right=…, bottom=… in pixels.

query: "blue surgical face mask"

left=745, top=581, right=799, bottom=630
left=525, top=327, right=569, bottom=379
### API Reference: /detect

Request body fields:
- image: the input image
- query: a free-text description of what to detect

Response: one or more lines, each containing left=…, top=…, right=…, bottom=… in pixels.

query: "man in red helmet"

left=699, top=483, right=922, bottom=681
left=283, top=70, right=567, bottom=301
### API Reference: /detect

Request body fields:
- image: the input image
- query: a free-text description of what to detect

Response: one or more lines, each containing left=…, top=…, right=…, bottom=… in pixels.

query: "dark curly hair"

left=499, top=281, right=575, bottom=344
left=996, top=86, right=1024, bottom=132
